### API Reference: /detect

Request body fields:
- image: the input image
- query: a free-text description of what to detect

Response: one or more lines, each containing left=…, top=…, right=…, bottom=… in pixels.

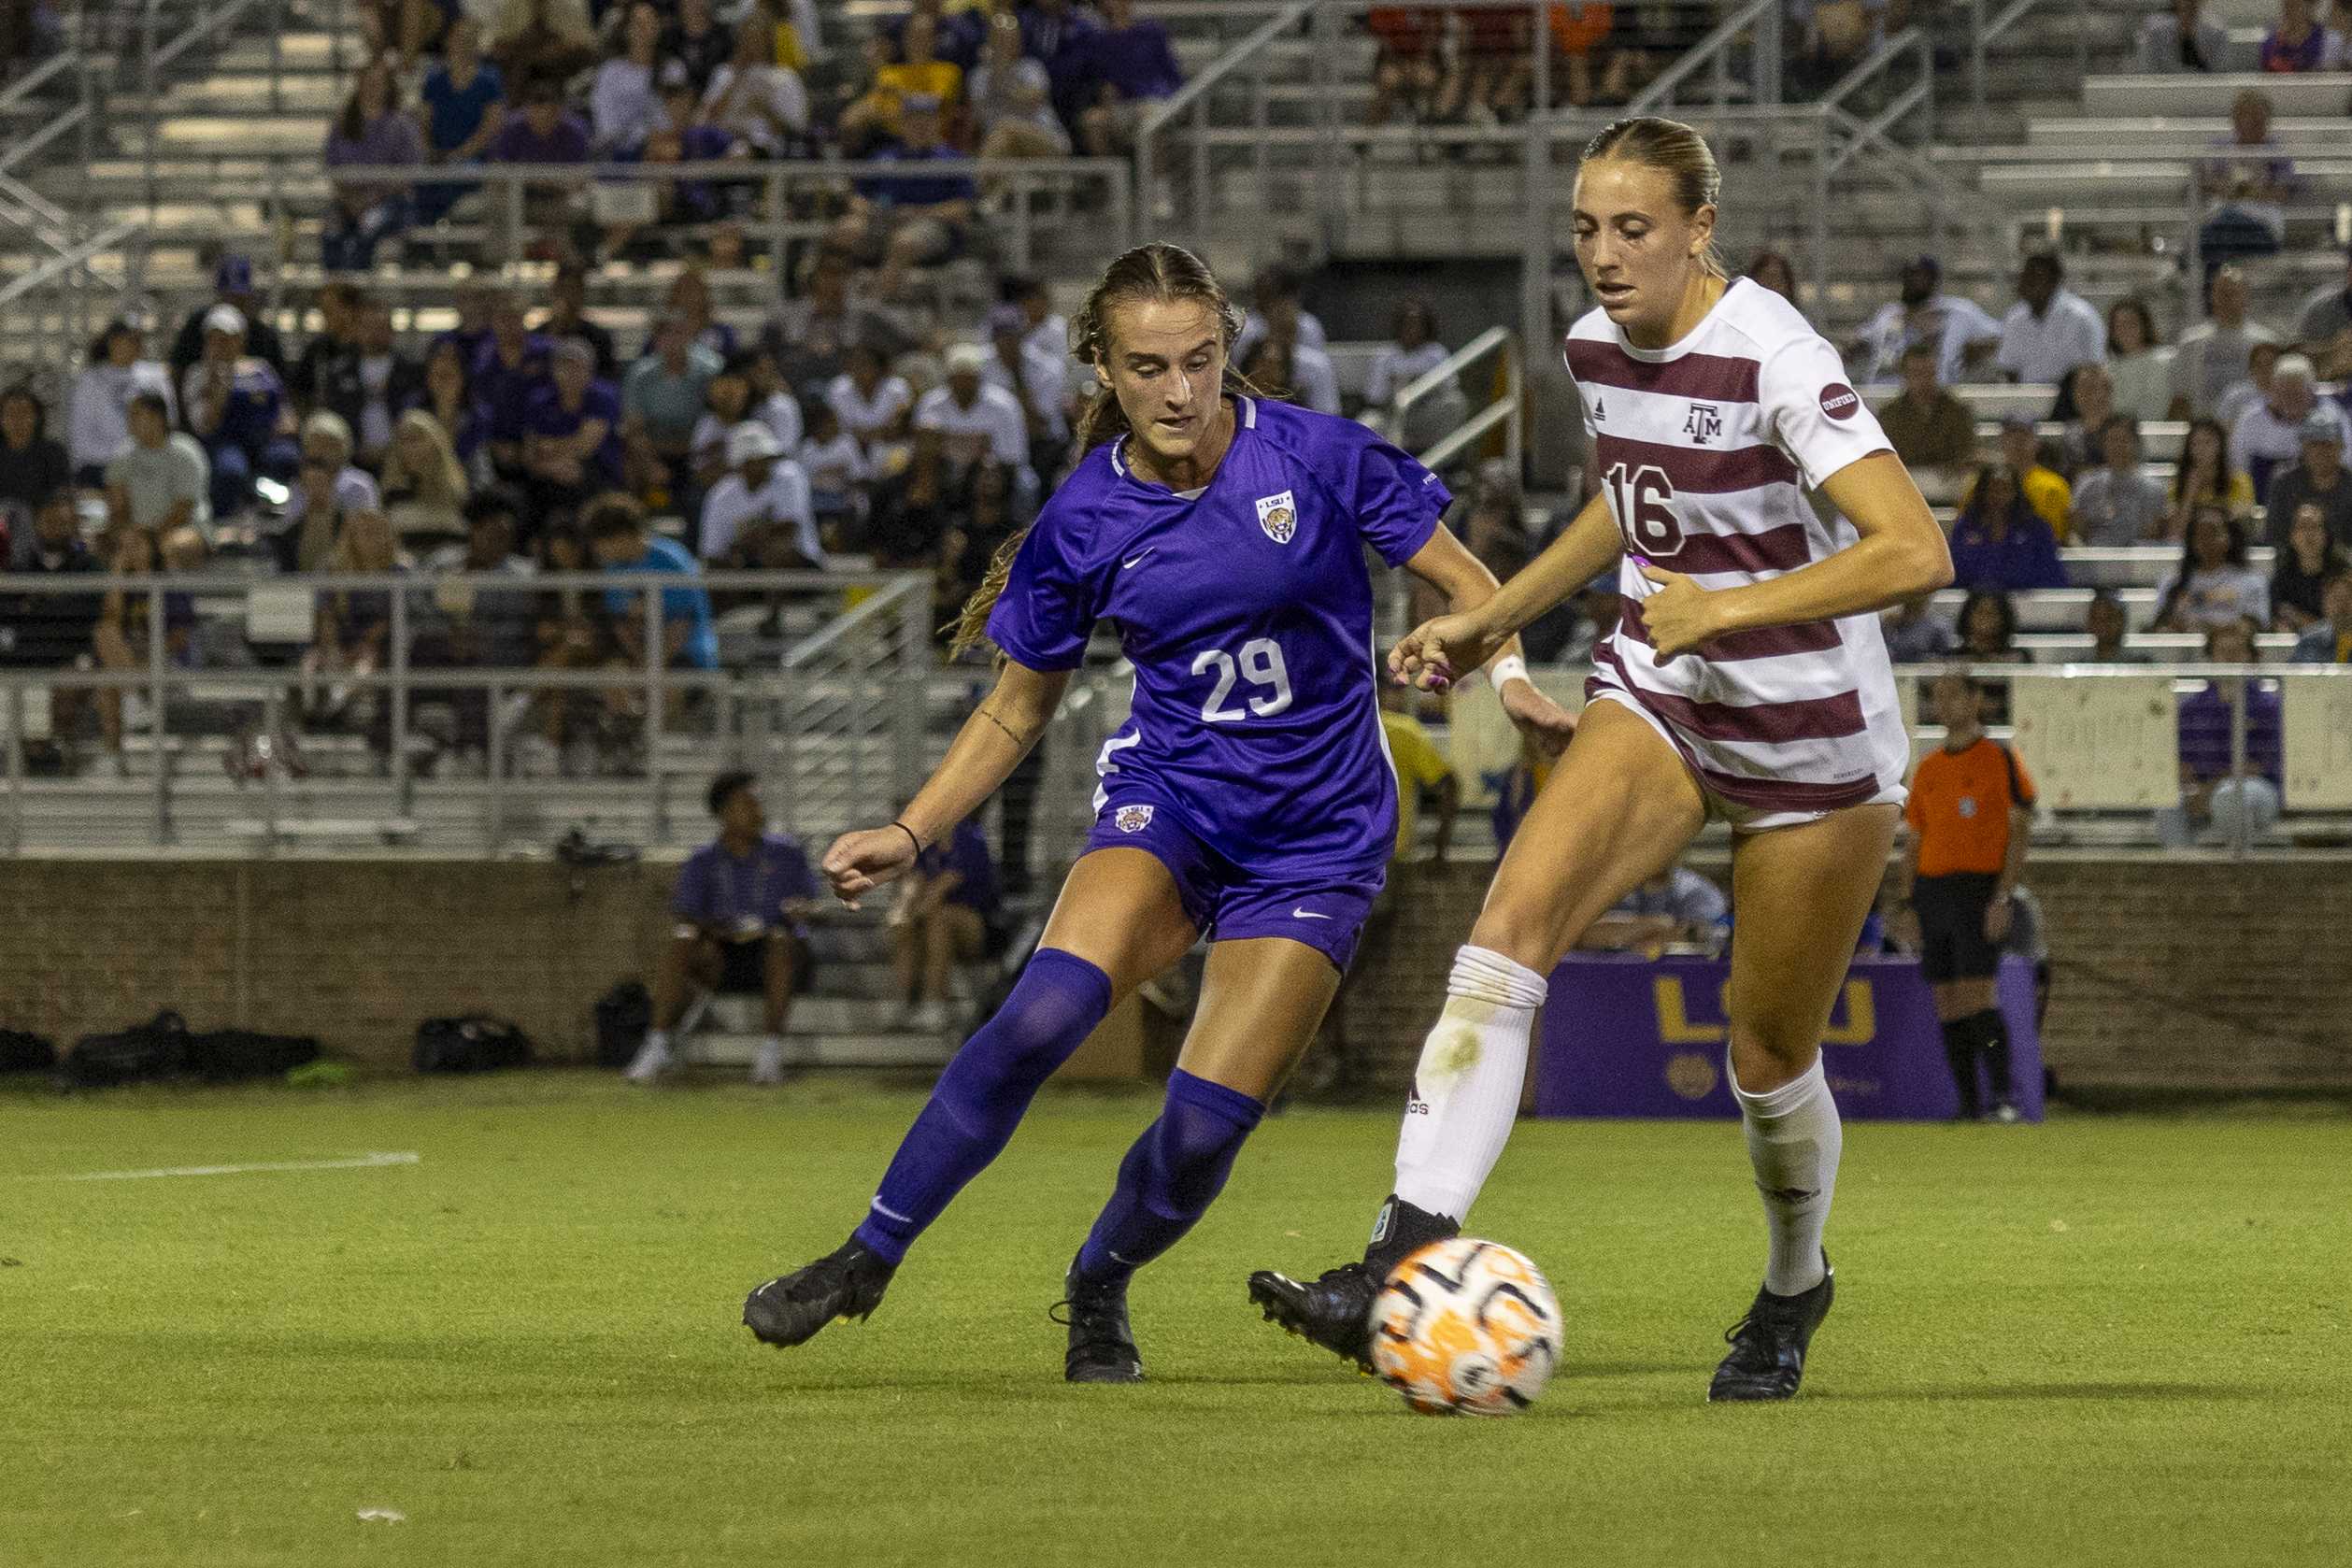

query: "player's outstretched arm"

left=1397, top=524, right=1578, bottom=748
left=820, top=659, right=1069, bottom=906
left=1390, top=487, right=1624, bottom=691
left=1634, top=451, right=1952, bottom=659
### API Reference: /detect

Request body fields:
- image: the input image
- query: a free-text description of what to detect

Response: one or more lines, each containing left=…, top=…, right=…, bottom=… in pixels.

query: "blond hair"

left=381, top=408, right=470, bottom=507
left=1580, top=115, right=1728, bottom=279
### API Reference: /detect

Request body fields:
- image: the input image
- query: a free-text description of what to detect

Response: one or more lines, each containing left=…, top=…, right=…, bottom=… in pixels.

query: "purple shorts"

left=1081, top=797, right=1385, bottom=972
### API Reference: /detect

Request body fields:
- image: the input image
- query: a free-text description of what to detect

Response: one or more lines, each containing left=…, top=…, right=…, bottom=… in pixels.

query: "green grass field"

left=6, top=1075, right=2348, bottom=1568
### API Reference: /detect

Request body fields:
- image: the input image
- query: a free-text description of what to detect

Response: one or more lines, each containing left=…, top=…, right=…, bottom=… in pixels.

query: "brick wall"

left=0, top=858, right=673, bottom=1066
left=1341, top=855, right=2352, bottom=1096
left=2, top=853, right=2346, bottom=1090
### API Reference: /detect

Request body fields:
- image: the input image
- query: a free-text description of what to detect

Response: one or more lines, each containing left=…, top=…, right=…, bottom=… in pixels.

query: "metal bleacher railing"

left=0, top=568, right=939, bottom=855
left=1129, top=0, right=2081, bottom=322
left=119, top=157, right=1134, bottom=282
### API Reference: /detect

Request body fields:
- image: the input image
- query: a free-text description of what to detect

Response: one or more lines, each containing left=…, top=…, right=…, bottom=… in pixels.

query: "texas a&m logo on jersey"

left=1818, top=383, right=1861, bottom=421
left=1683, top=403, right=1722, bottom=445
left=1114, top=803, right=1155, bottom=834
left=1255, top=490, right=1297, bottom=544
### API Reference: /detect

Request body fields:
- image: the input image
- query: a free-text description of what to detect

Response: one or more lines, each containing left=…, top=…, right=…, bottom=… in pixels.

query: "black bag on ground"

left=0, top=1028, right=58, bottom=1074
left=186, top=1027, right=321, bottom=1082
left=65, top=1011, right=191, bottom=1088
left=414, top=1015, right=535, bottom=1075
left=593, top=980, right=652, bottom=1069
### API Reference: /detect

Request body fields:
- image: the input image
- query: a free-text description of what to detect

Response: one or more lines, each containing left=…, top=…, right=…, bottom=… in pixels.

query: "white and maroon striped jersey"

left=1564, top=277, right=1910, bottom=815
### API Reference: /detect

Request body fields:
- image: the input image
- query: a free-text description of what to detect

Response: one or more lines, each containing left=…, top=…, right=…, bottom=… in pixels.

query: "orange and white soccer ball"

left=1370, top=1238, right=1561, bottom=1416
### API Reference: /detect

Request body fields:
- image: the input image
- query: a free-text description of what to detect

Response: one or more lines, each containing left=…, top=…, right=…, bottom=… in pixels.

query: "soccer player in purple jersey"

left=742, top=243, right=1575, bottom=1381
left=1250, top=118, right=1954, bottom=1402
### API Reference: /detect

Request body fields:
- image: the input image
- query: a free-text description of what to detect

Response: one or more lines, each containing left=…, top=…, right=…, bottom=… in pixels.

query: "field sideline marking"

left=22, top=1151, right=421, bottom=1183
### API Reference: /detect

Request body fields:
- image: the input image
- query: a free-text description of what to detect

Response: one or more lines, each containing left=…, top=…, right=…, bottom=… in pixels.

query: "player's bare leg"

left=1250, top=702, right=1705, bottom=1367
left=1062, top=936, right=1342, bottom=1383
left=744, top=849, right=1196, bottom=1349
left=1707, top=802, right=1900, bottom=1402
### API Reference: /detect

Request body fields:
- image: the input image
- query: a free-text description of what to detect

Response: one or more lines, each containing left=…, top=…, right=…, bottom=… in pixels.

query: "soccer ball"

left=1369, top=1238, right=1561, bottom=1416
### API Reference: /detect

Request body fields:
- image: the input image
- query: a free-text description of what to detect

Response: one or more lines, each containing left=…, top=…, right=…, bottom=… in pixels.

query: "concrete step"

left=685, top=1029, right=955, bottom=1070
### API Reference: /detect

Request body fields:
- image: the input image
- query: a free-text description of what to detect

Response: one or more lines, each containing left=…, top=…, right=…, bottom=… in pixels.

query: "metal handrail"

left=0, top=221, right=141, bottom=310
left=0, top=565, right=941, bottom=852
left=1968, top=0, right=2088, bottom=136
left=0, top=567, right=920, bottom=592
left=148, top=0, right=271, bottom=76
left=1398, top=325, right=1520, bottom=475
left=1625, top=0, right=1784, bottom=113
left=1136, top=0, right=1315, bottom=143
left=0, top=50, right=73, bottom=113
left=120, top=153, right=1130, bottom=274
left=782, top=576, right=928, bottom=669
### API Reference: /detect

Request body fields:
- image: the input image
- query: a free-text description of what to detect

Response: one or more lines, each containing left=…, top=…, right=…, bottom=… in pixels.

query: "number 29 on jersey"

left=1193, top=637, right=1293, bottom=722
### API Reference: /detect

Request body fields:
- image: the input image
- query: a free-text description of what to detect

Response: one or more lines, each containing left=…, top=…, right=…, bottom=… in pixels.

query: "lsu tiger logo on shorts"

left=1255, top=490, right=1297, bottom=544
left=1114, top=803, right=1155, bottom=834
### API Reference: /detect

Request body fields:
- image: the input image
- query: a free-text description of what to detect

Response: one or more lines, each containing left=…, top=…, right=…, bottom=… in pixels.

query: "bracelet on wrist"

left=1490, top=653, right=1530, bottom=691
left=890, top=820, right=924, bottom=857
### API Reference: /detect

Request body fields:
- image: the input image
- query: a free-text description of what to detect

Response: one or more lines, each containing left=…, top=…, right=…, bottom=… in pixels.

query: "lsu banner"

left=1536, top=953, right=2044, bottom=1121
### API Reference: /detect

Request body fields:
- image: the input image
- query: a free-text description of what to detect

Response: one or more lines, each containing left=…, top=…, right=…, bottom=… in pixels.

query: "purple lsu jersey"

left=987, top=395, right=1450, bottom=879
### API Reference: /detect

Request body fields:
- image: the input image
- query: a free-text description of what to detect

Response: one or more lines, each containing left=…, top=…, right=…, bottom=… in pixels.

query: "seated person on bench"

left=626, top=769, right=818, bottom=1086
left=888, top=816, right=1003, bottom=1033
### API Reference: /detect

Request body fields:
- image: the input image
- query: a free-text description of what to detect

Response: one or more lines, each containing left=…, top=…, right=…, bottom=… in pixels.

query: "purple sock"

left=1075, top=1069, right=1265, bottom=1288
left=850, top=948, right=1111, bottom=1264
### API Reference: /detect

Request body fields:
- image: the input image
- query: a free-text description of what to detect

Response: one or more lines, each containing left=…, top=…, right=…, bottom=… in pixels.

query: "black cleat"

left=1054, top=1259, right=1144, bottom=1384
left=1247, top=1261, right=1381, bottom=1374
left=1707, top=1255, right=1834, bottom=1403
left=743, top=1241, right=895, bottom=1348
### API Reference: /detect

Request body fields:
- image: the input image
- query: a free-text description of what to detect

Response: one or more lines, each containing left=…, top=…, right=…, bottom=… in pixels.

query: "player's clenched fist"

left=1390, top=610, right=1505, bottom=692
left=1633, top=564, right=1730, bottom=659
left=821, top=826, right=920, bottom=907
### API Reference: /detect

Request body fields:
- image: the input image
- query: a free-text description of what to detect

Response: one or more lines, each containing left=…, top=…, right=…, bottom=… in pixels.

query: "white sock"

left=648, top=1030, right=671, bottom=1053
left=1392, top=946, right=1548, bottom=1221
left=1729, top=1052, right=1840, bottom=1296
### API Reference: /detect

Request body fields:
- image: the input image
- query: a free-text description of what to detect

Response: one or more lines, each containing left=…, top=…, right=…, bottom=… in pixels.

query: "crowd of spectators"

left=313, top=0, right=1191, bottom=274
left=2141, top=0, right=2352, bottom=77
left=0, top=211, right=1486, bottom=785
left=1838, top=138, right=2352, bottom=664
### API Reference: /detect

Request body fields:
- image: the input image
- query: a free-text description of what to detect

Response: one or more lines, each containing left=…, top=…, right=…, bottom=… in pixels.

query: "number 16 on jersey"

left=1603, top=462, right=1683, bottom=556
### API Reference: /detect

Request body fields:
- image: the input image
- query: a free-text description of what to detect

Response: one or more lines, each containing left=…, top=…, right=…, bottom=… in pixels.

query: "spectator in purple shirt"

left=520, top=337, right=622, bottom=528
left=1948, top=463, right=2067, bottom=591
left=323, top=60, right=425, bottom=271
left=603, top=66, right=743, bottom=254
left=1076, top=0, right=1184, bottom=156
left=2259, top=0, right=2345, bottom=69
left=626, top=770, right=820, bottom=1085
left=2160, top=620, right=2285, bottom=847
left=471, top=292, right=552, bottom=483
left=415, top=18, right=507, bottom=223
left=487, top=77, right=592, bottom=245
left=1020, top=0, right=1105, bottom=125
left=892, top=0, right=988, bottom=69
left=834, top=94, right=976, bottom=301
left=889, top=816, right=1003, bottom=1033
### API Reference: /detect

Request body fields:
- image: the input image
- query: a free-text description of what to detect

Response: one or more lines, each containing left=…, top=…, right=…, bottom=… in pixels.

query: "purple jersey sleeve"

left=1333, top=422, right=1449, bottom=566
left=985, top=488, right=1103, bottom=670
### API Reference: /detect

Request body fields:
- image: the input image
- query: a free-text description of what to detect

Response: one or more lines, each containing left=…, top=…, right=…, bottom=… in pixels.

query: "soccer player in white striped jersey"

left=1250, top=115, right=1955, bottom=1402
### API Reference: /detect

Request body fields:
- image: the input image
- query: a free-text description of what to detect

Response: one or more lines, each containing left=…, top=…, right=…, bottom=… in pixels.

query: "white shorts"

left=1587, top=686, right=1906, bottom=834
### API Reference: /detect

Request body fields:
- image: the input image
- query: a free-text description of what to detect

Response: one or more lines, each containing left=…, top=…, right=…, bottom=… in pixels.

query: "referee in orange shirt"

left=1896, top=671, right=2036, bottom=1122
